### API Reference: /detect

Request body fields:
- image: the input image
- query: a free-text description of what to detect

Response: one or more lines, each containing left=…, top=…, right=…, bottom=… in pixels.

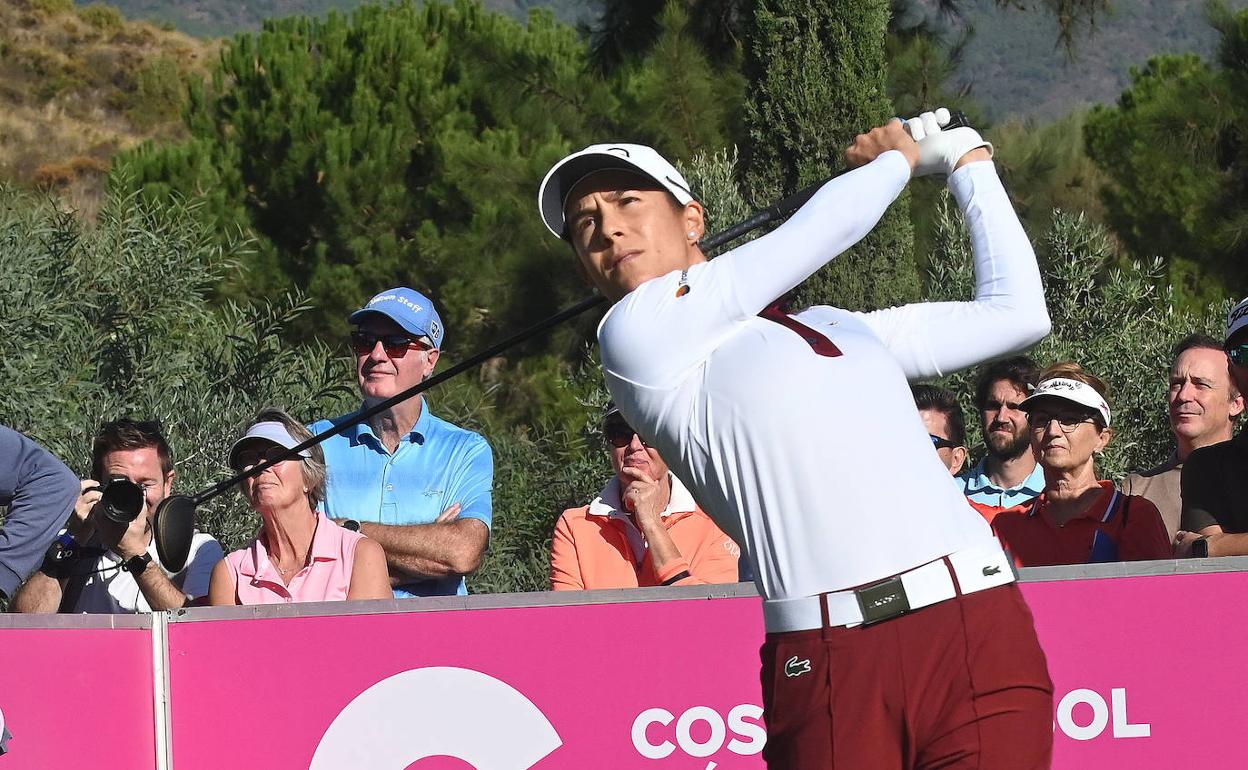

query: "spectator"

left=310, top=287, right=492, bottom=597
left=1122, top=335, right=1242, bottom=540
left=959, top=356, right=1045, bottom=521
left=911, top=384, right=968, bottom=476
left=550, top=404, right=739, bottom=590
left=993, top=363, right=1172, bottom=566
left=1177, top=297, right=1248, bottom=557
left=0, top=426, right=77, bottom=608
left=209, top=410, right=391, bottom=605
left=12, top=420, right=222, bottom=613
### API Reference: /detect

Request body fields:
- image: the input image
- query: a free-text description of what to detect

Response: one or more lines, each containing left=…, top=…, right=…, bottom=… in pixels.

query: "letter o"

left=676, top=706, right=727, bottom=758
left=1056, top=689, right=1109, bottom=741
left=631, top=708, right=676, bottom=759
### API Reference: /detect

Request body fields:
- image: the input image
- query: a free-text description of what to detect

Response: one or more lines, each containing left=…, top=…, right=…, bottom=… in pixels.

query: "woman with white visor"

left=993, top=363, right=1172, bottom=567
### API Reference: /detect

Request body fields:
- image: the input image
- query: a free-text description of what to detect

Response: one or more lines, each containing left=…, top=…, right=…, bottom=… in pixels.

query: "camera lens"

left=99, top=478, right=145, bottom=524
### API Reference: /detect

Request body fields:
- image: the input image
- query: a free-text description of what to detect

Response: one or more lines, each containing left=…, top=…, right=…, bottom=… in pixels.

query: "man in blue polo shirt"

left=959, top=356, right=1046, bottom=521
left=311, top=288, right=493, bottom=597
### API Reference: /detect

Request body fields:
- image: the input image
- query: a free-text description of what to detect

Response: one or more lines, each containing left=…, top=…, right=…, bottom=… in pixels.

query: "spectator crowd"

left=2, top=287, right=1247, bottom=613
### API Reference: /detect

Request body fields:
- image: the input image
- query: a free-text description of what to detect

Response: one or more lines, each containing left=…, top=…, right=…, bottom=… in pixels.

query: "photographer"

left=0, top=425, right=78, bottom=608
left=12, top=420, right=222, bottom=613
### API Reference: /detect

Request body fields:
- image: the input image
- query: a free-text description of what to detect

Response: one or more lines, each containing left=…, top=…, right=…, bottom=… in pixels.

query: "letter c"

left=631, top=708, right=676, bottom=759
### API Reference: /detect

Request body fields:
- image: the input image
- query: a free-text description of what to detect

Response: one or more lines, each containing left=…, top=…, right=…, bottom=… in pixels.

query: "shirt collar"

left=238, top=511, right=341, bottom=578
left=587, top=473, right=697, bottom=520
left=962, top=457, right=1046, bottom=496
left=348, top=399, right=432, bottom=448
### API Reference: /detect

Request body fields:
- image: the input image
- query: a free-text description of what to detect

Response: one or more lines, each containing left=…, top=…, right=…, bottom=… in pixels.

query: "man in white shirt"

left=538, top=111, right=1053, bottom=767
left=13, top=420, right=222, bottom=613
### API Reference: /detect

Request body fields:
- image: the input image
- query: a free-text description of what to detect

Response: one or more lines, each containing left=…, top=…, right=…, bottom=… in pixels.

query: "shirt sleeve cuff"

left=655, top=558, right=693, bottom=585
left=947, top=159, right=1000, bottom=207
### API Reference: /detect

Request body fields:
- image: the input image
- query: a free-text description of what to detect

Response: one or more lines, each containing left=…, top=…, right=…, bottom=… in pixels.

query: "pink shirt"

left=225, top=512, right=364, bottom=605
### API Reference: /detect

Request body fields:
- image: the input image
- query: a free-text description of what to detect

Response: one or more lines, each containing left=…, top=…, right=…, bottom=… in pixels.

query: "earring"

left=688, top=230, right=697, bottom=239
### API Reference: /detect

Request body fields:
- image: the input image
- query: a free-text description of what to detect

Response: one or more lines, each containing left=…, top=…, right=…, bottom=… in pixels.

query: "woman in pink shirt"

left=208, top=410, right=391, bottom=605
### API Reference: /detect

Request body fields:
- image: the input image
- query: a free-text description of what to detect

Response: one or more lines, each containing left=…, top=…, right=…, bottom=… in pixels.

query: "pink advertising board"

left=165, top=571, right=1248, bottom=769
left=0, top=625, right=155, bottom=769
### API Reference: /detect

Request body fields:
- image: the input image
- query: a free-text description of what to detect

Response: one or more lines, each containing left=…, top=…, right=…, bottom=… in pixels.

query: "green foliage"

left=923, top=195, right=1225, bottom=478
left=1083, top=8, right=1248, bottom=308
left=125, top=55, right=184, bottom=129
left=0, top=183, right=352, bottom=549
left=740, top=0, right=920, bottom=312
left=77, top=2, right=124, bottom=30
left=118, top=0, right=623, bottom=354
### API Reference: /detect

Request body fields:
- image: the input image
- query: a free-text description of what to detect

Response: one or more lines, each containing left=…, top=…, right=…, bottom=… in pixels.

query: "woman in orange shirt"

left=993, top=363, right=1172, bottom=567
left=550, top=405, right=740, bottom=590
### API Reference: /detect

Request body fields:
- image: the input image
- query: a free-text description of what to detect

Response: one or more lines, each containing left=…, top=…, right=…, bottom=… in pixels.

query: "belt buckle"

left=855, top=575, right=911, bottom=626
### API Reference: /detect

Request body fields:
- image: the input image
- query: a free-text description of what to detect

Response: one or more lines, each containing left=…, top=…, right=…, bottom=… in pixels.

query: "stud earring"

left=688, top=230, right=697, bottom=239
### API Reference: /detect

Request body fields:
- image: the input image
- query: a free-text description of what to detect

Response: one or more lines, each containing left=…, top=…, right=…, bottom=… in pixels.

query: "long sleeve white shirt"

left=598, top=151, right=1050, bottom=601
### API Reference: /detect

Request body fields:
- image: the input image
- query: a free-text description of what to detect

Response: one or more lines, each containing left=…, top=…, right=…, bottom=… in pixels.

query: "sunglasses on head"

left=350, top=330, right=433, bottom=357
left=929, top=434, right=959, bottom=450
left=604, top=419, right=651, bottom=449
left=1228, top=343, right=1248, bottom=367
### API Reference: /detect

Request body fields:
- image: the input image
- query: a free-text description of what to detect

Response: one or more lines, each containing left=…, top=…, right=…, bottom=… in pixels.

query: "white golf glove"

left=903, top=107, right=993, bottom=178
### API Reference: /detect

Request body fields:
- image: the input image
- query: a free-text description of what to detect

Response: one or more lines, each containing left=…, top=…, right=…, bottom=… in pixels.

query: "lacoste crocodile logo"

left=982, top=565, right=1002, bottom=576
left=784, top=656, right=812, bottom=678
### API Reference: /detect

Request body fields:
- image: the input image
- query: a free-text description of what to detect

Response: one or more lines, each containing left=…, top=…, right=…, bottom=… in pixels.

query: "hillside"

left=950, top=0, right=1248, bottom=120
left=0, top=0, right=214, bottom=214
left=97, top=0, right=595, bottom=38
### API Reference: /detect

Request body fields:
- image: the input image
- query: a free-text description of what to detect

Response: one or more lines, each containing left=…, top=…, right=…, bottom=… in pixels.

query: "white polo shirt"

left=73, top=531, right=222, bottom=613
left=599, top=152, right=1050, bottom=601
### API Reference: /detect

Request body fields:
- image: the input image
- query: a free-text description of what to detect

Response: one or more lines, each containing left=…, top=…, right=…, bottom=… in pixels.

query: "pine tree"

left=739, top=0, right=921, bottom=311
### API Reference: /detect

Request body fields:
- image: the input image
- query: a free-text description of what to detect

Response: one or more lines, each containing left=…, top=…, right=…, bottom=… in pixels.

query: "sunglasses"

left=604, top=419, right=652, bottom=449
left=1026, top=411, right=1099, bottom=433
left=1228, top=343, right=1248, bottom=367
left=231, top=444, right=292, bottom=472
left=929, top=434, right=959, bottom=450
left=350, top=330, right=433, bottom=358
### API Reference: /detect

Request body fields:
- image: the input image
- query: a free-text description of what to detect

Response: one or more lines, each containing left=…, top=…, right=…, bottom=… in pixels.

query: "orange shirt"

left=550, top=475, right=740, bottom=590
left=992, top=480, right=1173, bottom=568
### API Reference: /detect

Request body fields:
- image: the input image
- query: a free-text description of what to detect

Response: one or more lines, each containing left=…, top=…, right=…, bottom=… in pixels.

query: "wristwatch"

left=341, top=519, right=361, bottom=532
left=123, top=553, right=153, bottom=577
left=1191, top=536, right=1211, bottom=559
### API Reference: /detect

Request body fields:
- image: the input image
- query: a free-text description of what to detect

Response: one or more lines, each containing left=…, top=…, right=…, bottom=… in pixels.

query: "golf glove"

left=903, top=108, right=993, bottom=178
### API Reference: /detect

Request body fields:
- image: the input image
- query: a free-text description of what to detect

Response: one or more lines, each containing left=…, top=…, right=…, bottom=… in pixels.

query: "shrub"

left=77, top=3, right=125, bottom=32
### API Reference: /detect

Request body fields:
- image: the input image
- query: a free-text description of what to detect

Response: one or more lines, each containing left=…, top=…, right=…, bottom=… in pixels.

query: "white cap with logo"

left=1019, top=377, right=1112, bottom=427
left=538, top=143, right=695, bottom=239
left=1226, top=296, right=1248, bottom=344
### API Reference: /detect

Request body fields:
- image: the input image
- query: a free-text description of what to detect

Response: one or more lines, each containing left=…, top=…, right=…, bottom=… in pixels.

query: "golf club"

left=154, top=111, right=972, bottom=571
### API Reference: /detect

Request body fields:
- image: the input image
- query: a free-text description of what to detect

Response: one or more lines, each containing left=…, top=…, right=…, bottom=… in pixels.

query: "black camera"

left=94, top=476, right=146, bottom=524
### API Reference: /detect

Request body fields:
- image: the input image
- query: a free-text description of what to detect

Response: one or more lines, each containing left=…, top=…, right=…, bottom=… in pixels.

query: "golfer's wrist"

left=954, top=147, right=992, bottom=170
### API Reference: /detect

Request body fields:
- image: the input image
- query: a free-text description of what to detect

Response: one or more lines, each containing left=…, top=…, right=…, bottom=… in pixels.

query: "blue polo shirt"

left=310, top=402, right=493, bottom=598
left=958, top=457, right=1045, bottom=510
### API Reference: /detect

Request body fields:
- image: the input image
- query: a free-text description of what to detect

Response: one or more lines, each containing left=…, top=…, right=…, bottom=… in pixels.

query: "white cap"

left=227, top=421, right=310, bottom=470
left=1226, top=296, right=1248, bottom=344
left=1020, top=377, right=1112, bottom=427
left=538, top=143, right=695, bottom=239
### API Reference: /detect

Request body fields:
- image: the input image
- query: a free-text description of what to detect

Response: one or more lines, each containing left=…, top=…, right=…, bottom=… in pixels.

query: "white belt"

left=762, top=546, right=1016, bottom=633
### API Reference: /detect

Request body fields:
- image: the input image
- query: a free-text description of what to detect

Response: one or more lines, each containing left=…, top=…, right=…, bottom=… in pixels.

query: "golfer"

left=538, top=112, right=1053, bottom=768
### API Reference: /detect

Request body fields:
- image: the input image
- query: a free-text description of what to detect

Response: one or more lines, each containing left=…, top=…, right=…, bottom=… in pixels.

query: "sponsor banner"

left=165, top=571, right=1248, bottom=769
left=0, top=627, right=155, bottom=769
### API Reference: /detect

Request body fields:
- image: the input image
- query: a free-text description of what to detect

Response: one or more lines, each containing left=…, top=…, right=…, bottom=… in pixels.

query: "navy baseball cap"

left=349, top=287, right=445, bottom=348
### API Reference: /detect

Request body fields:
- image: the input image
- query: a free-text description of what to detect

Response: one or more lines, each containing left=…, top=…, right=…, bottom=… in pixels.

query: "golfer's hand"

left=846, top=120, right=919, bottom=173
left=904, top=107, right=993, bottom=178
left=620, top=467, right=665, bottom=527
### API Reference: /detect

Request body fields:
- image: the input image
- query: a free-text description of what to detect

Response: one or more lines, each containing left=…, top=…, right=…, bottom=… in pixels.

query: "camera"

left=94, top=476, right=146, bottom=524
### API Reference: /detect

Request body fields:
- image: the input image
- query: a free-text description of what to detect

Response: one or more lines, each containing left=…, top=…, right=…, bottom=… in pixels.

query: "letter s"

left=726, top=704, right=766, bottom=755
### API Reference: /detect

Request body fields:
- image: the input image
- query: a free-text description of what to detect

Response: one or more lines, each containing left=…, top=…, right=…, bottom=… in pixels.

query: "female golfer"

left=538, top=112, right=1054, bottom=768
left=209, top=409, right=391, bottom=605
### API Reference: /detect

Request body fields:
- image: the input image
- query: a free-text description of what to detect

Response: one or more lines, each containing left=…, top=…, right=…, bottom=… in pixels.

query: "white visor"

left=1227, top=296, right=1248, bottom=344
left=1020, top=378, right=1111, bottom=427
left=537, top=143, right=695, bottom=239
left=227, top=421, right=310, bottom=469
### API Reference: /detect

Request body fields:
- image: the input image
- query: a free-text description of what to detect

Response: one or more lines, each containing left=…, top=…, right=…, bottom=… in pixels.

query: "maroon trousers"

left=759, top=583, right=1053, bottom=769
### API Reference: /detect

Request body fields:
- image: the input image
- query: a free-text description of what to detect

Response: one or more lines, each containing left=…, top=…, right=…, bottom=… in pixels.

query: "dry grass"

left=0, top=0, right=217, bottom=215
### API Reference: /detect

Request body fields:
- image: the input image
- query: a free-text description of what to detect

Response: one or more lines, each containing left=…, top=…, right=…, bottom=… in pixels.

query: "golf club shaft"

left=190, top=114, right=973, bottom=505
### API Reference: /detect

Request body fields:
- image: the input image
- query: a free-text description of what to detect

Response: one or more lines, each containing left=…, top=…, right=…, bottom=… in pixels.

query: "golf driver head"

left=154, top=494, right=197, bottom=572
